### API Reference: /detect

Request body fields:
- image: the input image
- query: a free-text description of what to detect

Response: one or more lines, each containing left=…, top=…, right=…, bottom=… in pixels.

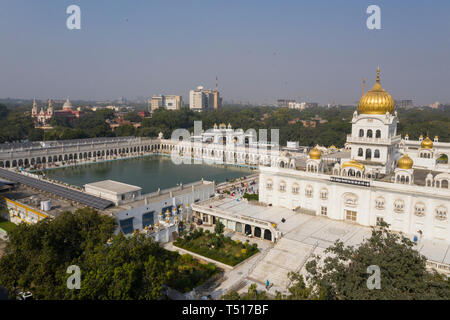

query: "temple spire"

left=376, top=66, right=380, bottom=83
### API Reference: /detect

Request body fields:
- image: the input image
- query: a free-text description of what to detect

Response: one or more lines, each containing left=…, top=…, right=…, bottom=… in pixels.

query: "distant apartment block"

left=279, top=99, right=319, bottom=110
left=277, top=99, right=295, bottom=108
left=189, top=86, right=222, bottom=111
left=395, top=99, right=414, bottom=108
left=149, top=95, right=183, bottom=112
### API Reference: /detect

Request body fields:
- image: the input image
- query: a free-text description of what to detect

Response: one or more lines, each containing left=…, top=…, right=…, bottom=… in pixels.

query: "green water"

left=44, top=156, right=253, bottom=193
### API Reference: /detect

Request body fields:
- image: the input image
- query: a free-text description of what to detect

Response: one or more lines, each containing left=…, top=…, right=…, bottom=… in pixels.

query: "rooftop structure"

left=84, top=180, right=142, bottom=205
left=0, top=169, right=113, bottom=210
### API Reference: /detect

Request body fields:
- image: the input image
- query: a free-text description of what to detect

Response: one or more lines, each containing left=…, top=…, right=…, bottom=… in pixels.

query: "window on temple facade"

left=305, top=185, right=313, bottom=198
left=414, top=202, right=426, bottom=217
left=394, top=199, right=405, bottom=213
left=279, top=181, right=286, bottom=192
left=320, top=188, right=328, bottom=200
left=435, top=206, right=447, bottom=221
left=375, top=197, right=385, bottom=209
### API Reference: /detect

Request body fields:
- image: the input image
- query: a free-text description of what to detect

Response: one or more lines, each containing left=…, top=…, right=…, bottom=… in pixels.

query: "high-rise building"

left=150, top=95, right=164, bottom=112
left=149, top=94, right=183, bottom=112
left=277, top=99, right=295, bottom=108
left=164, top=95, right=183, bottom=110
left=189, top=86, right=221, bottom=111
left=395, top=99, right=413, bottom=108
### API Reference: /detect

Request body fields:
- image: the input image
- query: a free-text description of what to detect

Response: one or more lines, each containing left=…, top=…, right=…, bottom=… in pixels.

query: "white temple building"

left=258, top=67, right=450, bottom=242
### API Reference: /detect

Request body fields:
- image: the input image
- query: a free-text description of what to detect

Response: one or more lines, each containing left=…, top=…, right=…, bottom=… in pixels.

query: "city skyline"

left=1, top=1, right=450, bottom=105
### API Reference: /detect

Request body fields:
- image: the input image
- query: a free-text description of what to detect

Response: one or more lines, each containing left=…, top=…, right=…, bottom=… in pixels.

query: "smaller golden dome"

left=309, top=147, right=322, bottom=159
left=342, top=159, right=364, bottom=171
left=419, top=134, right=423, bottom=139
left=421, top=136, right=433, bottom=149
left=398, top=154, right=413, bottom=169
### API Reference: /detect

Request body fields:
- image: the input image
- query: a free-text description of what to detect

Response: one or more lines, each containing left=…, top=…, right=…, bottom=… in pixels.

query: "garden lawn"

left=0, top=217, right=17, bottom=233
left=174, top=228, right=259, bottom=266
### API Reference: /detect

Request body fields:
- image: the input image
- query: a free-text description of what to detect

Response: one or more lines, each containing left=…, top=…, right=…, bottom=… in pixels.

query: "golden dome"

left=342, top=159, right=364, bottom=171
left=309, top=147, right=322, bottom=160
left=421, top=136, right=433, bottom=149
left=358, top=67, right=395, bottom=115
left=398, top=154, right=413, bottom=169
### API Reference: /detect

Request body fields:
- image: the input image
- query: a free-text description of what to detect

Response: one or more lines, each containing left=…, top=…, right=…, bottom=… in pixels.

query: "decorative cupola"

left=32, top=98, right=38, bottom=116
left=309, top=147, right=322, bottom=160
left=434, top=136, right=439, bottom=143
left=395, top=154, right=414, bottom=185
left=421, top=136, right=433, bottom=149
left=398, top=153, right=413, bottom=169
left=341, top=159, right=365, bottom=178
left=307, top=147, right=323, bottom=173
left=404, top=133, right=409, bottom=141
left=48, top=99, right=53, bottom=115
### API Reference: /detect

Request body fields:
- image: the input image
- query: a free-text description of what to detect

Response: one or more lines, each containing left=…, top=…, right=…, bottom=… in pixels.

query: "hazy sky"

left=0, top=0, right=449, bottom=105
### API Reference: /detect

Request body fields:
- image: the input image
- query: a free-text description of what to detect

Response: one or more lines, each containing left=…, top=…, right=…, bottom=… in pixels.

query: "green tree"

left=115, top=124, right=136, bottom=137
left=214, top=221, right=225, bottom=235
left=222, top=284, right=269, bottom=300
left=124, top=111, right=141, bottom=123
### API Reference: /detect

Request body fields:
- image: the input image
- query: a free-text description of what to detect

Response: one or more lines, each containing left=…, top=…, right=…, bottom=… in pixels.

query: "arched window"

left=358, top=148, right=363, bottom=157
left=374, top=149, right=380, bottom=158
left=367, top=130, right=373, bottom=138
left=279, top=181, right=286, bottom=192
left=414, top=202, right=426, bottom=217
left=394, top=199, right=405, bottom=213
left=266, top=179, right=273, bottom=190
left=366, top=149, right=372, bottom=159
left=292, top=183, right=299, bottom=194
left=359, top=129, right=364, bottom=137
left=375, top=197, right=385, bottom=209
left=320, top=188, right=328, bottom=200
left=435, top=206, right=447, bottom=221
left=376, top=130, right=381, bottom=138
left=305, top=185, right=313, bottom=198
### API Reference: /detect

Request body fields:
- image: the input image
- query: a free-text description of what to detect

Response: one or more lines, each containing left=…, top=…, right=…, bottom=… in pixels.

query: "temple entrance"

left=244, top=224, right=252, bottom=235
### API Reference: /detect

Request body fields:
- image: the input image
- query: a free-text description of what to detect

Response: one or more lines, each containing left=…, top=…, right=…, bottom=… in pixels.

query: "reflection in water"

left=44, top=156, right=253, bottom=194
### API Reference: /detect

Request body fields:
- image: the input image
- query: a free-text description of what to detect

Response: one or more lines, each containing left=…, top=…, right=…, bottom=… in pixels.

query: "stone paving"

left=195, top=198, right=450, bottom=298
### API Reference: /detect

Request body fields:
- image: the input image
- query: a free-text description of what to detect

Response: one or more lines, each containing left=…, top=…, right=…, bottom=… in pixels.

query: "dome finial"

left=376, top=66, right=380, bottom=83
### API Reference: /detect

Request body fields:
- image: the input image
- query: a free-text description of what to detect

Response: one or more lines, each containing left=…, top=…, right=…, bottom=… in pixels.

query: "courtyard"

left=192, top=197, right=450, bottom=297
